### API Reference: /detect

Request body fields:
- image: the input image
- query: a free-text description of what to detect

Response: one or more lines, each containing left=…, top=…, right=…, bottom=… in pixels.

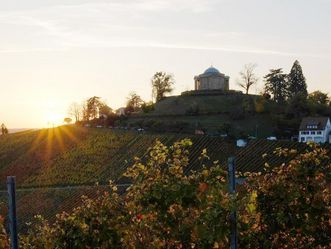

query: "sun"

left=45, top=111, right=62, bottom=127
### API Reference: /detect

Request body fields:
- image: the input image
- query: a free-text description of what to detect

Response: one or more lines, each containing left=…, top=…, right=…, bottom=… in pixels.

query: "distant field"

left=8, top=128, right=34, bottom=134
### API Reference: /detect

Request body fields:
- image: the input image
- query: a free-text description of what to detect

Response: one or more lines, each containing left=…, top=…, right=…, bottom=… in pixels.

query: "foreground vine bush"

left=239, top=143, right=331, bottom=249
left=19, top=139, right=232, bottom=248
left=0, top=215, right=9, bottom=248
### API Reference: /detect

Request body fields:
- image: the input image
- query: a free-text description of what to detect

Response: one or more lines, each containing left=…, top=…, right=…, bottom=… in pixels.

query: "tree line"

left=65, top=61, right=330, bottom=138
left=65, top=72, right=175, bottom=125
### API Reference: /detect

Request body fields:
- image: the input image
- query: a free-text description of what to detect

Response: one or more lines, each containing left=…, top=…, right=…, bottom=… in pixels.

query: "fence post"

left=7, top=176, right=18, bottom=249
left=228, top=157, right=237, bottom=249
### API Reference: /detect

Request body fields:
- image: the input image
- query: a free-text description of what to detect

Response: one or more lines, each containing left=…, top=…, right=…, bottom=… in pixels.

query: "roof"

left=299, top=117, right=330, bottom=131
left=204, top=66, right=220, bottom=74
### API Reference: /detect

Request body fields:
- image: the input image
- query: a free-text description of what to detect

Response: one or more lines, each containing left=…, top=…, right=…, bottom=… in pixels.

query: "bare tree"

left=237, top=64, right=258, bottom=94
left=68, top=102, right=82, bottom=123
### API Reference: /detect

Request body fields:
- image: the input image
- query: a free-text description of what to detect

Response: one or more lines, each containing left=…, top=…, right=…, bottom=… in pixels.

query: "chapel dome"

left=204, top=66, right=220, bottom=74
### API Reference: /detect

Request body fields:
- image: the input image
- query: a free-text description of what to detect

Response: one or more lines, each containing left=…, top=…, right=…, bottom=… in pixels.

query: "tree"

left=86, top=96, right=103, bottom=120
left=237, top=64, right=258, bottom=94
left=1, top=124, right=8, bottom=135
left=67, top=102, right=82, bottom=123
left=99, top=103, right=113, bottom=117
left=141, top=101, right=155, bottom=113
left=151, top=72, right=174, bottom=102
left=287, top=60, right=308, bottom=99
left=308, top=91, right=329, bottom=105
left=81, top=101, right=89, bottom=122
left=126, top=92, right=143, bottom=113
left=286, top=93, right=309, bottom=118
left=63, top=117, right=72, bottom=124
left=264, top=68, right=288, bottom=103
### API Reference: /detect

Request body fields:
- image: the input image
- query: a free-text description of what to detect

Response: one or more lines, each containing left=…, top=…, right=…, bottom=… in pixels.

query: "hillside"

left=0, top=126, right=325, bottom=231
left=128, top=92, right=285, bottom=138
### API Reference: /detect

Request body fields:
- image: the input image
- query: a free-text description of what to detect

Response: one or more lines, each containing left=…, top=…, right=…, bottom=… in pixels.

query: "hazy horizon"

left=0, top=0, right=330, bottom=128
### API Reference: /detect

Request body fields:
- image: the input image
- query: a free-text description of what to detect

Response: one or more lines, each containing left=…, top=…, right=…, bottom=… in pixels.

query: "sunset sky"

left=0, top=0, right=330, bottom=128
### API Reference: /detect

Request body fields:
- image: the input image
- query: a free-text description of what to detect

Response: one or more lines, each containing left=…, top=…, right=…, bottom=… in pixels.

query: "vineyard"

left=0, top=126, right=329, bottom=232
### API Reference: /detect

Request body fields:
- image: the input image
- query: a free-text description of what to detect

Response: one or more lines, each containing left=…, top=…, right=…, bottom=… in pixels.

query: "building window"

left=311, top=131, right=316, bottom=135
left=314, top=137, right=324, bottom=143
left=317, top=131, right=322, bottom=135
left=307, top=125, right=318, bottom=129
left=301, top=137, right=305, bottom=142
left=301, top=131, right=309, bottom=135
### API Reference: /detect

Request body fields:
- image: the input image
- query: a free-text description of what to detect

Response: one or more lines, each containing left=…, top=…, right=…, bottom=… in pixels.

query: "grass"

left=131, top=93, right=281, bottom=137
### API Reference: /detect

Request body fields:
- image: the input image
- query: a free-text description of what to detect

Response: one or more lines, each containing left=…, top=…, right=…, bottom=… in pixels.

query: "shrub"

left=0, top=215, right=9, bottom=248
left=122, top=139, right=231, bottom=248
left=239, top=143, right=331, bottom=248
left=19, top=140, right=232, bottom=248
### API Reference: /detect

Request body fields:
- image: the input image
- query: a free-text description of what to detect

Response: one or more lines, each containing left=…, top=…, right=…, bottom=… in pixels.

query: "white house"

left=299, top=117, right=331, bottom=143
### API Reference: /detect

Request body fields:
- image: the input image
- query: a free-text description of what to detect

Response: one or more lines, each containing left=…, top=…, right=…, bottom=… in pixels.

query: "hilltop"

left=126, top=92, right=286, bottom=138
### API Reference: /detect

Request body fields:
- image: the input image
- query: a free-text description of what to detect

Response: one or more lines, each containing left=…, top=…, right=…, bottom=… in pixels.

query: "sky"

left=0, top=0, right=330, bottom=128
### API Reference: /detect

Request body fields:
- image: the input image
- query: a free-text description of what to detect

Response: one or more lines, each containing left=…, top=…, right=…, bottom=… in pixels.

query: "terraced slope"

left=0, top=126, right=237, bottom=188
left=0, top=126, right=329, bottom=232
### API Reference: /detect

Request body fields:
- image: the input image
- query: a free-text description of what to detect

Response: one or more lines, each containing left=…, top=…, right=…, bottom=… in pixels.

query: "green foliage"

left=307, top=91, right=331, bottom=116
left=126, top=92, right=144, bottom=114
left=141, top=101, right=155, bottom=113
left=264, top=68, right=288, bottom=103
left=18, top=140, right=232, bottom=248
left=239, top=144, right=331, bottom=248
left=122, top=139, right=231, bottom=248
left=1, top=139, right=331, bottom=248
left=151, top=72, right=174, bottom=102
left=308, top=91, right=329, bottom=105
left=287, top=60, right=308, bottom=99
left=286, top=93, right=309, bottom=118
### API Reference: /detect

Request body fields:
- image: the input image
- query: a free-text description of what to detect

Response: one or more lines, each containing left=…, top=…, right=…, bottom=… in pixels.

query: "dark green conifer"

left=287, top=60, right=308, bottom=99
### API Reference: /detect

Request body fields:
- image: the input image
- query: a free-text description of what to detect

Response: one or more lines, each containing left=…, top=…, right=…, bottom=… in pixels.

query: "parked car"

left=267, top=136, right=277, bottom=141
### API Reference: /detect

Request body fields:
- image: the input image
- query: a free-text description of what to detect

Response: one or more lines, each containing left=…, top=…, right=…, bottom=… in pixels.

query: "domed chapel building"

left=194, top=66, right=230, bottom=91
